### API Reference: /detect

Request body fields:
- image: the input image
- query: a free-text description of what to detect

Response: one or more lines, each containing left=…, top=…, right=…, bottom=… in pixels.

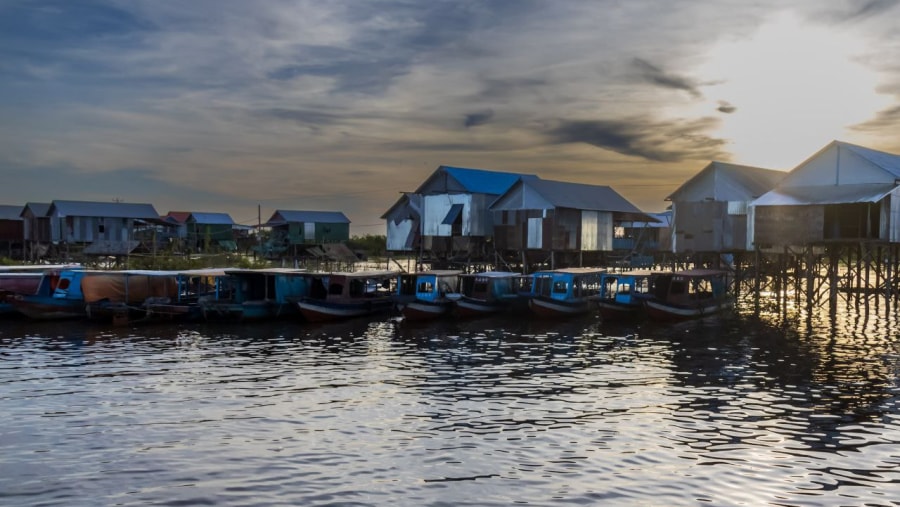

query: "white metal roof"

left=752, top=183, right=897, bottom=206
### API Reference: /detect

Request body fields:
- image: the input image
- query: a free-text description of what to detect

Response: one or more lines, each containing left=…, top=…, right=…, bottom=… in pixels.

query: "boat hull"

left=297, top=298, right=394, bottom=322
left=454, top=297, right=507, bottom=318
left=527, top=297, right=593, bottom=318
left=597, top=300, right=642, bottom=321
left=10, top=296, right=86, bottom=320
left=644, top=298, right=732, bottom=322
left=400, top=300, right=453, bottom=321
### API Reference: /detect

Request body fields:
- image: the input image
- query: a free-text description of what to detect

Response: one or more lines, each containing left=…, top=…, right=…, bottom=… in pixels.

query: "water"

left=2, top=298, right=900, bottom=506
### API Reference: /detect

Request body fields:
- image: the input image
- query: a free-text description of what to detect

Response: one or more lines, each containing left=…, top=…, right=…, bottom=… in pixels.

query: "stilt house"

left=381, top=193, right=422, bottom=252
left=47, top=200, right=162, bottom=253
left=667, top=161, right=784, bottom=253
left=0, top=205, right=24, bottom=259
left=265, top=210, right=350, bottom=246
left=489, top=178, right=653, bottom=267
left=750, top=141, right=900, bottom=248
left=186, top=212, right=237, bottom=252
left=20, top=202, right=51, bottom=260
left=397, top=165, right=535, bottom=260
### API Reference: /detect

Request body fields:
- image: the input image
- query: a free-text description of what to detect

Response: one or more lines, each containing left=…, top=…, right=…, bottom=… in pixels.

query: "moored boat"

left=296, top=270, right=398, bottom=322
left=9, top=268, right=92, bottom=320
left=450, top=271, right=522, bottom=317
left=200, top=268, right=310, bottom=321
left=0, top=273, right=44, bottom=316
left=597, top=270, right=654, bottom=321
left=523, top=267, right=604, bottom=318
left=83, top=270, right=180, bottom=324
left=394, top=270, right=460, bottom=320
left=643, top=269, right=732, bottom=321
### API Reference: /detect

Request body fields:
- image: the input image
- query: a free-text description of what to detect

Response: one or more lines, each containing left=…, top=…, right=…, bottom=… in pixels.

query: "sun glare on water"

left=690, top=12, right=890, bottom=169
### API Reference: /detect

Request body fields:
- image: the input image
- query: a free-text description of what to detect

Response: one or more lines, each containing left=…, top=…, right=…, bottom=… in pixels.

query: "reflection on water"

left=1, top=299, right=900, bottom=506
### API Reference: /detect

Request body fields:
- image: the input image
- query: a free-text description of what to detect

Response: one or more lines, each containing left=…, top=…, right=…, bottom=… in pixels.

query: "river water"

left=2, top=297, right=900, bottom=506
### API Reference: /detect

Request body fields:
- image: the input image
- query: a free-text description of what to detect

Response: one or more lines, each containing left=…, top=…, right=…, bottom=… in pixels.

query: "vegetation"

left=126, top=253, right=272, bottom=271
left=346, top=234, right=387, bottom=258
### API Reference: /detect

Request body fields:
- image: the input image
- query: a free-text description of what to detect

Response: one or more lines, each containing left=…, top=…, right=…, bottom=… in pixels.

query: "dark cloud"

left=547, top=116, right=728, bottom=162
left=817, top=0, right=899, bottom=23
left=263, top=108, right=343, bottom=126
left=464, top=110, right=494, bottom=128
left=717, top=101, right=737, bottom=114
left=851, top=104, right=900, bottom=131
left=632, top=57, right=702, bottom=98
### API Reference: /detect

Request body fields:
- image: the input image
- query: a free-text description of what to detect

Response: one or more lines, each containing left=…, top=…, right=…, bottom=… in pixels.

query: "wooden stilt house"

left=750, top=141, right=900, bottom=248
left=667, top=161, right=784, bottom=254
left=489, top=178, right=654, bottom=269
left=0, top=205, right=24, bottom=259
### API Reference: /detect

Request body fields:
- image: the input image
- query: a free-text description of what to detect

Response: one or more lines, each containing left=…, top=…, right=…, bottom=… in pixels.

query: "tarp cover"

left=81, top=274, right=178, bottom=303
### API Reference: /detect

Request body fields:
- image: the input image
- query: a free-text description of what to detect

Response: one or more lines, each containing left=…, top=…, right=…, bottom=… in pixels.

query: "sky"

left=2, top=0, right=900, bottom=236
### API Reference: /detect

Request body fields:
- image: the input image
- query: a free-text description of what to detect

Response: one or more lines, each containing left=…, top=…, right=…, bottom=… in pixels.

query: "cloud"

left=631, top=57, right=702, bottom=98
left=717, top=101, right=737, bottom=114
left=547, top=116, right=728, bottom=162
left=464, top=110, right=494, bottom=128
left=851, top=104, right=900, bottom=131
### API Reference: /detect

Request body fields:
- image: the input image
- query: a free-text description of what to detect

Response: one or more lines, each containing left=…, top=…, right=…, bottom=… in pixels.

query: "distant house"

left=20, top=202, right=51, bottom=259
left=667, top=161, right=784, bottom=253
left=0, top=204, right=24, bottom=258
left=751, top=141, right=900, bottom=248
left=47, top=200, right=162, bottom=255
left=186, top=212, right=236, bottom=252
left=381, top=193, right=422, bottom=252
left=265, top=210, right=351, bottom=246
left=490, top=178, right=652, bottom=258
left=393, top=165, right=534, bottom=258
left=616, top=210, right=673, bottom=254
left=163, top=211, right=192, bottom=239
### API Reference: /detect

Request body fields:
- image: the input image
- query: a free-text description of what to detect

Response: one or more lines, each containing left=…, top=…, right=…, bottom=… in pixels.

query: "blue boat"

left=523, top=268, right=604, bottom=318
left=448, top=271, right=523, bottom=317
left=9, top=268, right=93, bottom=320
left=597, top=270, right=655, bottom=321
left=200, top=268, right=311, bottom=321
left=394, top=270, right=461, bottom=320
left=643, top=269, right=733, bottom=322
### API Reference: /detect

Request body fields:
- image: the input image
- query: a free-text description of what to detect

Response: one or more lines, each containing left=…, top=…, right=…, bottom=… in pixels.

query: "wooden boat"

left=141, top=268, right=230, bottom=322
left=200, top=268, right=310, bottom=321
left=523, top=268, right=604, bottom=318
left=449, top=271, right=522, bottom=317
left=394, top=270, right=461, bottom=320
left=9, top=268, right=93, bottom=320
left=296, top=270, right=398, bottom=322
left=0, top=264, right=81, bottom=316
left=82, top=270, right=180, bottom=323
left=0, top=273, right=44, bottom=316
left=597, top=270, right=654, bottom=321
left=643, top=269, right=732, bottom=322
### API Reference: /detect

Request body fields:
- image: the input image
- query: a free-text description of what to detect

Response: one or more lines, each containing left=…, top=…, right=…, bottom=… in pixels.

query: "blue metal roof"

left=840, top=141, right=900, bottom=179
left=267, top=210, right=350, bottom=225
left=188, top=212, right=235, bottom=225
left=416, top=166, right=536, bottom=195
left=50, top=200, right=160, bottom=219
left=22, top=202, right=50, bottom=217
left=0, top=204, right=23, bottom=220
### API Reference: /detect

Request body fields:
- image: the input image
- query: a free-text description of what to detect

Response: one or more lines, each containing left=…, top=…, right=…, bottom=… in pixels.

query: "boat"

left=523, top=267, right=604, bottom=318
left=450, top=271, right=522, bottom=317
left=394, top=270, right=461, bottom=320
left=200, top=268, right=310, bottom=321
left=141, top=268, right=230, bottom=322
left=643, top=269, right=733, bottom=321
left=8, top=268, right=93, bottom=320
left=0, top=273, right=44, bottom=316
left=596, top=270, right=654, bottom=321
left=295, top=270, right=398, bottom=322
left=82, top=270, right=181, bottom=324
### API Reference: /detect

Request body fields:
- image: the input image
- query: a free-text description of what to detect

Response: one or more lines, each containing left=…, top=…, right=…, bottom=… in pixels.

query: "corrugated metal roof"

left=415, top=166, right=536, bottom=195
left=497, top=179, right=646, bottom=214
left=0, top=204, right=23, bottom=220
left=165, top=211, right=191, bottom=224
left=267, top=210, right=350, bottom=225
left=667, top=161, right=785, bottom=202
left=23, top=202, right=50, bottom=217
left=752, top=183, right=897, bottom=206
left=188, top=212, right=235, bottom=225
left=838, top=141, right=900, bottom=179
left=50, top=200, right=160, bottom=219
